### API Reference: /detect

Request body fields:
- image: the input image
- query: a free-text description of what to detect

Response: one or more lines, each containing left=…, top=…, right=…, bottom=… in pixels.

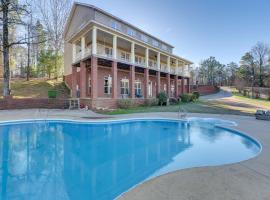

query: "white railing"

left=160, top=64, right=168, bottom=72
left=74, top=51, right=82, bottom=63
left=97, top=44, right=113, bottom=58
left=85, top=45, right=92, bottom=57
left=135, top=55, right=145, bottom=66
left=148, top=59, right=157, bottom=69
left=170, top=67, right=176, bottom=74
left=117, top=50, right=131, bottom=62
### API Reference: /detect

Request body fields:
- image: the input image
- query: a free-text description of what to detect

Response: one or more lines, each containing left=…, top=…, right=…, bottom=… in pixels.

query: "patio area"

left=0, top=109, right=269, bottom=200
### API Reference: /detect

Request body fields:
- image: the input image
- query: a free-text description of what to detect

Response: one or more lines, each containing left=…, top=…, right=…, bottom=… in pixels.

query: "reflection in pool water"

left=0, top=120, right=260, bottom=200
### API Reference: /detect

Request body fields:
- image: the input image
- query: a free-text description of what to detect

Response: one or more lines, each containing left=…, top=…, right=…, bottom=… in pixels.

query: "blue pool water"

left=0, top=119, right=260, bottom=200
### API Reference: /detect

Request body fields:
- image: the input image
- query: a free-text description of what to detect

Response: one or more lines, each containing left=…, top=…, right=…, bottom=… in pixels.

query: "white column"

left=145, top=48, right=149, bottom=68
left=157, top=52, right=160, bottom=70
left=92, top=26, right=97, bottom=55
left=167, top=56, right=170, bottom=73
left=81, top=36, right=85, bottom=58
left=131, top=42, right=135, bottom=63
left=113, top=34, right=117, bottom=59
left=72, top=43, right=76, bottom=62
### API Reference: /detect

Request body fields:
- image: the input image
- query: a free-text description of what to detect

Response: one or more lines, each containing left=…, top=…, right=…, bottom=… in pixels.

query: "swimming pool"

left=0, top=119, right=261, bottom=200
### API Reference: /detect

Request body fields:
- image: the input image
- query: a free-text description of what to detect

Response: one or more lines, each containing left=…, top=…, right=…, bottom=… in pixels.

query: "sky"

left=78, top=0, right=270, bottom=66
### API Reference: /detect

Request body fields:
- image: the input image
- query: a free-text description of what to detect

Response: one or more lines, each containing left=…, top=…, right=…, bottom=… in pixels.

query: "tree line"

left=0, top=0, right=72, bottom=96
left=192, top=42, right=270, bottom=88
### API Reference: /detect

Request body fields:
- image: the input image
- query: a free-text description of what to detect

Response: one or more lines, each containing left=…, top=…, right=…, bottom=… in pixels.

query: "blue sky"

left=79, top=0, right=270, bottom=65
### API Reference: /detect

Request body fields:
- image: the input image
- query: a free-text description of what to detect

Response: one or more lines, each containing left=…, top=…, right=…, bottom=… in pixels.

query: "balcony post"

left=144, top=68, right=149, bottom=98
left=176, top=60, right=179, bottom=75
left=113, top=35, right=117, bottom=59
left=92, top=26, right=97, bottom=55
left=167, top=73, right=170, bottom=97
left=131, top=42, right=135, bottom=63
left=81, top=36, right=85, bottom=58
left=112, top=61, right=118, bottom=99
left=187, top=78, right=190, bottom=93
left=80, top=61, right=87, bottom=98
left=72, top=65, right=77, bottom=97
left=130, top=65, right=135, bottom=98
left=175, top=75, right=178, bottom=98
left=145, top=48, right=149, bottom=68
left=157, top=71, right=160, bottom=95
left=72, top=43, right=76, bottom=63
left=167, top=56, right=170, bottom=73
left=91, top=56, right=98, bottom=98
left=181, top=76, right=185, bottom=94
left=157, top=52, right=160, bottom=70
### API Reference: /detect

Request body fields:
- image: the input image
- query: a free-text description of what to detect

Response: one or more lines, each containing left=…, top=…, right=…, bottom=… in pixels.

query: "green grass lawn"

left=99, top=100, right=256, bottom=116
left=0, top=78, right=70, bottom=98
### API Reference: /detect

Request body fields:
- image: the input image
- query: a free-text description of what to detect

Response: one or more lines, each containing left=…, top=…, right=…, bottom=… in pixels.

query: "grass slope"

left=0, top=78, right=70, bottom=99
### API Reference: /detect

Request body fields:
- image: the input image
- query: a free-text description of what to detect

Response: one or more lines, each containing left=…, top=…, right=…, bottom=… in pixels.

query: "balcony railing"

left=117, top=50, right=131, bottom=63
left=74, top=51, right=82, bottom=63
left=97, top=44, right=113, bottom=58
left=85, top=45, right=92, bottom=57
left=160, top=64, right=168, bottom=72
left=73, top=43, right=190, bottom=77
left=148, top=60, right=157, bottom=69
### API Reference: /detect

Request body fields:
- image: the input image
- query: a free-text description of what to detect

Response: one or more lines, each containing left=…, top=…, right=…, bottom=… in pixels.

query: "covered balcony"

left=71, top=26, right=191, bottom=77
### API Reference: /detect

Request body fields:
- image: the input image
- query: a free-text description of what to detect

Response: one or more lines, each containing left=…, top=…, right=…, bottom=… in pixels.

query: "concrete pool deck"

left=0, top=109, right=269, bottom=200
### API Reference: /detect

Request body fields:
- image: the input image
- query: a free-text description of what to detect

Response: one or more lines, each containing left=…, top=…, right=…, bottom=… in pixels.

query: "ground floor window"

left=134, top=80, right=142, bottom=97
left=148, top=81, right=153, bottom=97
left=120, top=78, right=129, bottom=96
left=163, top=84, right=167, bottom=92
left=88, top=76, right=91, bottom=95
left=104, top=75, right=112, bottom=94
left=171, top=84, right=175, bottom=96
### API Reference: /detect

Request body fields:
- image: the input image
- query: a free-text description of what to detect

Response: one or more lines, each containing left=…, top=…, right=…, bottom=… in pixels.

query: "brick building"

left=64, top=2, right=193, bottom=109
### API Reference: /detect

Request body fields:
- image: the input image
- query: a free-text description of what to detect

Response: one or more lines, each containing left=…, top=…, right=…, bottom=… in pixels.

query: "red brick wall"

left=191, top=85, right=219, bottom=95
left=0, top=98, right=69, bottom=110
left=80, top=98, right=148, bottom=110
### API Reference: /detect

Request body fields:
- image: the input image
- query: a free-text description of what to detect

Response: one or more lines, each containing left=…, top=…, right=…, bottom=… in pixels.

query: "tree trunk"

left=2, top=0, right=11, bottom=96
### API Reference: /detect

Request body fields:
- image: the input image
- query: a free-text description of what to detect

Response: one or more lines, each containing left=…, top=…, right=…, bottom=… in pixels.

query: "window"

left=164, top=84, right=167, bottom=92
left=111, top=20, right=121, bottom=31
left=120, top=51, right=130, bottom=61
left=148, top=81, right=153, bottom=97
left=120, top=78, right=129, bottom=95
left=171, top=84, right=175, bottom=96
left=153, top=40, right=159, bottom=47
left=105, top=47, right=112, bottom=57
left=141, top=34, right=148, bottom=43
left=134, top=80, right=142, bottom=97
left=104, top=75, right=112, bottom=94
left=127, top=27, right=136, bottom=37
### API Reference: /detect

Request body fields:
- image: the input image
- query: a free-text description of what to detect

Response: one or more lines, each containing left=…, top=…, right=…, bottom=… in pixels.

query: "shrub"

left=192, top=91, right=200, bottom=100
left=180, top=93, right=191, bottom=103
left=156, top=91, right=168, bottom=106
left=117, top=99, right=135, bottom=109
left=169, top=98, right=179, bottom=105
left=144, top=98, right=159, bottom=106
left=48, top=90, right=57, bottom=98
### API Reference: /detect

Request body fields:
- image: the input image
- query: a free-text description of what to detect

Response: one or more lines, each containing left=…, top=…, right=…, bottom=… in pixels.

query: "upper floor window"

left=141, top=34, right=148, bottom=43
left=153, top=40, right=159, bottom=47
left=127, top=27, right=136, bottom=37
left=111, top=20, right=121, bottom=31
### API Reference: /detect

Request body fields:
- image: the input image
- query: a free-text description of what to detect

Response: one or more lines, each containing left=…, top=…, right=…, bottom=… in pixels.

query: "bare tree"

left=0, top=0, right=30, bottom=96
left=35, top=0, right=72, bottom=78
left=251, top=42, right=270, bottom=87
